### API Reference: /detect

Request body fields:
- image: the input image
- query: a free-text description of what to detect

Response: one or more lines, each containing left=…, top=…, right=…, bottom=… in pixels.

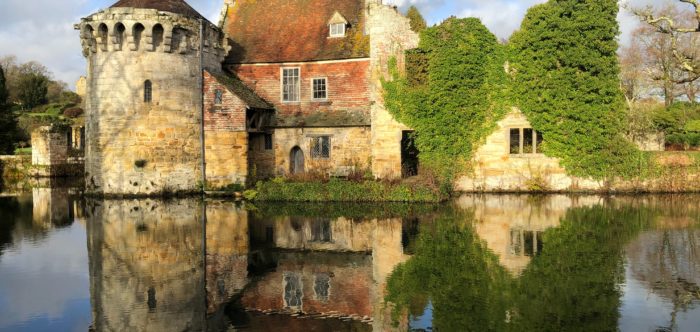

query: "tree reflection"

left=386, top=204, right=655, bottom=331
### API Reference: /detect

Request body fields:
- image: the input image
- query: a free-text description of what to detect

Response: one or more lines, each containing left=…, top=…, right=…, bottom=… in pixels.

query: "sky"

left=0, top=0, right=678, bottom=89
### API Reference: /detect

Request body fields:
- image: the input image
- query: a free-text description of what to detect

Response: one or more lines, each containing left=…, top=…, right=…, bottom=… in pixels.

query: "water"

left=1, top=189, right=699, bottom=331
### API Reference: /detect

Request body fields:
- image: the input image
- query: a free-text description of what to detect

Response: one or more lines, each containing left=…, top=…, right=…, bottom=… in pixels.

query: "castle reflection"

left=82, top=199, right=415, bottom=332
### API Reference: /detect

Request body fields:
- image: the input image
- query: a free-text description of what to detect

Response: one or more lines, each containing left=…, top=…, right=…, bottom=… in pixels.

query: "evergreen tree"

left=509, top=0, right=642, bottom=178
left=406, top=6, right=427, bottom=33
left=0, top=66, right=18, bottom=154
left=17, top=72, right=48, bottom=109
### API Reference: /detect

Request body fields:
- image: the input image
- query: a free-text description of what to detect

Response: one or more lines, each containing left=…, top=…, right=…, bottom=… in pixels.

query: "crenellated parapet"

left=75, top=7, right=229, bottom=63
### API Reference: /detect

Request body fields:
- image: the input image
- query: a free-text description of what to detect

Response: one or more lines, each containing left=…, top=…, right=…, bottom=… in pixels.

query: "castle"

left=76, top=0, right=419, bottom=196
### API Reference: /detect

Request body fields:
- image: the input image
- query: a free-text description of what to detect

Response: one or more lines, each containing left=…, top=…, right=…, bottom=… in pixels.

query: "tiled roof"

left=274, top=111, right=370, bottom=128
left=209, top=71, right=274, bottom=110
left=110, top=0, right=205, bottom=19
left=224, top=0, right=370, bottom=64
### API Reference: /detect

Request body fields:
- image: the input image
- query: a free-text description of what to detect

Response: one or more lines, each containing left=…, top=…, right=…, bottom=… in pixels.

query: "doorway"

left=290, top=146, right=305, bottom=174
left=401, top=131, right=419, bottom=178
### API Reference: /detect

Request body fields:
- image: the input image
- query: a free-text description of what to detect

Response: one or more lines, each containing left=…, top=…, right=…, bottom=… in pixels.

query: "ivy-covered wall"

left=383, top=0, right=650, bottom=185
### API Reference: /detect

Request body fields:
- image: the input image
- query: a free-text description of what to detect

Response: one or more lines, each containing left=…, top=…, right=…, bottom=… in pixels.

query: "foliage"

left=653, top=102, right=700, bottom=148
left=248, top=201, right=442, bottom=220
left=0, top=66, right=18, bottom=155
left=383, top=17, right=511, bottom=182
left=17, top=73, right=49, bottom=109
left=385, top=203, right=654, bottom=331
left=406, top=6, right=427, bottom=33
left=254, top=178, right=444, bottom=203
left=510, top=0, right=646, bottom=178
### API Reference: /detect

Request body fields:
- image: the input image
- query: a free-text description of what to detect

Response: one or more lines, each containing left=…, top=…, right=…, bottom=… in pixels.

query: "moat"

left=0, top=190, right=699, bottom=331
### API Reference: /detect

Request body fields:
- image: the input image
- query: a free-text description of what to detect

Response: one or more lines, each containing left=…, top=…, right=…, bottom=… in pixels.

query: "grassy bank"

left=252, top=177, right=446, bottom=203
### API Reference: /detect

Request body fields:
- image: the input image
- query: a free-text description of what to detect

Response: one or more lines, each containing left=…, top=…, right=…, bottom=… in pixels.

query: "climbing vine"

left=510, top=0, right=646, bottom=178
left=383, top=17, right=511, bottom=181
left=385, top=1, right=649, bottom=183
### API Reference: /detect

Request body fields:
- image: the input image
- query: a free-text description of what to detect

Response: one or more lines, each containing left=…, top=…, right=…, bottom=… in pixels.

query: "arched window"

left=152, top=24, right=164, bottom=51
left=132, top=23, right=145, bottom=51
left=114, top=23, right=126, bottom=51
left=144, top=80, right=152, bottom=103
left=97, top=24, right=108, bottom=51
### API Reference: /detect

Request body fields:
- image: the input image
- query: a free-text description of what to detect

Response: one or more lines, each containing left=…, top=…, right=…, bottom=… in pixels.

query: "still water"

left=0, top=189, right=699, bottom=331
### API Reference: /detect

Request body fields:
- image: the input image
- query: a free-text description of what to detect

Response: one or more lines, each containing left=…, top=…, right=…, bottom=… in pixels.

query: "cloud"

left=0, top=0, right=682, bottom=88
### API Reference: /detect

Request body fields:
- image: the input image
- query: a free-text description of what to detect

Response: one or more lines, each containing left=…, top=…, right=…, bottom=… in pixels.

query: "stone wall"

left=455, top=110, right=700, bottom=192
left=271, top=126, right=372, bottom=176
left=78, top=7, right=228, bottom=196
left=30, top=126, right=84, bottom=178
left=366, top=1, right=419, bottom=179
left=203, top=71, right=249, bottom=188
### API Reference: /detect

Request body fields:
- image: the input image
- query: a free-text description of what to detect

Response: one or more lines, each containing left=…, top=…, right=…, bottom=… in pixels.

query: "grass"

left=13, top=147, right=32, bottom=155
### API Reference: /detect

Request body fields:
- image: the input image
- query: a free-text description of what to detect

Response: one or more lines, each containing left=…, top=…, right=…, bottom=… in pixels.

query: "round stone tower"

left=76, top=0, right=228, bottom=196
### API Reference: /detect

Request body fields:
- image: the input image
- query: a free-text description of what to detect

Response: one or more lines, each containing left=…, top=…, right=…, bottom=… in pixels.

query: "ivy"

left=510, top=0, right=647, bottom=178
left=384, top=1, right=650, bottom=183
left=383, top=17, right=511, bottom=181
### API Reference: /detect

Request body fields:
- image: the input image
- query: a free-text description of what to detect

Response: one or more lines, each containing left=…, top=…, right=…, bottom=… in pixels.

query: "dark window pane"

left=214, top=89, right=223, bottom=105
left=523, top=128, right=534, bottom=154
left=524, top=231, right=535, bottom=256
left=144, top=80, right=152, bottom=103
left=510, top=128, right=520, bottom=154
left=311, top=136, right=331, bottom=159
left=264, top=134, right=273, bottom=150
left=284, top=273, right=303, bottom=309
left=536, top=131, right=544, bottom=153
left=314, top=274, right=331, bottom=301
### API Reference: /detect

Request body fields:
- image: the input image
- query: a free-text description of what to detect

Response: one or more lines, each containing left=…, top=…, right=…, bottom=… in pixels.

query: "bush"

left=254, top=178, right=444, bottom=203
left=63, top=107, right=83, bottom=118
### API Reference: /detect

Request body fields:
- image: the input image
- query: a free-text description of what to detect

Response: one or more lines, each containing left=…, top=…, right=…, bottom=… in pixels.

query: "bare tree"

left=630, top=0, right=699, bottom=86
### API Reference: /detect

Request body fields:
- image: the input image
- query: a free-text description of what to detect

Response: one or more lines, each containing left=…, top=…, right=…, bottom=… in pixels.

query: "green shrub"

left=254, top=178, right=443, bottom=203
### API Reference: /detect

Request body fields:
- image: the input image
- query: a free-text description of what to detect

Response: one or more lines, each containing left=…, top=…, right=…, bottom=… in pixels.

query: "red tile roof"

left=110, top=0, right=205, bottom=19
left=224, top=0, right=370, bottom=64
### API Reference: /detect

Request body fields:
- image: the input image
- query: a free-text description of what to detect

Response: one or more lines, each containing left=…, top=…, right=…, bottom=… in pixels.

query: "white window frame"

left=281, top=67, right=301, bottom=103
left=311, top=77, right=328, bottom=101
left=329, top=23, right=346, bottom=37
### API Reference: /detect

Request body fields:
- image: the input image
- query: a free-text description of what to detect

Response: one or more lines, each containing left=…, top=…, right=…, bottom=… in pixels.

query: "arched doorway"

left=290, top=147, right=305, bottom=174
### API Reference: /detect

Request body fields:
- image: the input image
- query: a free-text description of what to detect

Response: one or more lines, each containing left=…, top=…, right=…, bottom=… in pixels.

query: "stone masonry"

left=77, top=7, right=228, bottom=196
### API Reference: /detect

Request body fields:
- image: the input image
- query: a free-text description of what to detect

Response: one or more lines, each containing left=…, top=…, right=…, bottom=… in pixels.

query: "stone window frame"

left=508, top=127, right=543, bottom=156
left=281, top=67, right=301, bottom=103
left=309, top=135, right=332, bottom=160
left=311, top=77, right=328, bottom=101
left=214, top=89, right=224, bottom=106
left=329, top=23, right=346, bottom=38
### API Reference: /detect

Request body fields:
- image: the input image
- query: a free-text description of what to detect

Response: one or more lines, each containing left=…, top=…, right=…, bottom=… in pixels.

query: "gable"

left=223, top=0, right=369, bottom=64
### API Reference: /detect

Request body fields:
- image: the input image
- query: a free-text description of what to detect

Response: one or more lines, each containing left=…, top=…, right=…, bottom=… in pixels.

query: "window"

left=311, top=219, right=332, bottom=243
left=284, top=273, right=303, bottom=309
left=282, top=68, right=300, bottom=102
left=312, top=78, right=327, bottom=100
left=264, top=134, right=273, bottom=150
left=144, top=80, right=152, bottom=103
left=509, top=128, right=543, bottom=155
left=214, top=89, right=223, bottom=105
left=310, top=136, right=331, bottom=159
left=314, top=274, right=331, bottom=302
left=330, top=23, right=346, bottom=37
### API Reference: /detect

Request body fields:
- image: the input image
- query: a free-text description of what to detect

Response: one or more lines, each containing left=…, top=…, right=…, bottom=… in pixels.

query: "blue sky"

left=0, top=0, right=672, bottom=88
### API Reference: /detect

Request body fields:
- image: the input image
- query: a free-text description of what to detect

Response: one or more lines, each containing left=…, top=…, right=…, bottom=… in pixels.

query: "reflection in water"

left=1, top=193, right=700, bottom=331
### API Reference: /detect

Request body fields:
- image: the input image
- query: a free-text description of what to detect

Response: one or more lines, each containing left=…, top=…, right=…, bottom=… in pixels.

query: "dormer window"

left=330, top=23, right=346, bottom=37
left=328, top=11, right=348, bottom=38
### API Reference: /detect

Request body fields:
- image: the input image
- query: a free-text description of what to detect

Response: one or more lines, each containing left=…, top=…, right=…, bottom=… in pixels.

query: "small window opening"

left=152, top=24, right=164, bottom=51
left=284, top=273, right=303, bottom=309
left=214, top=89, right=223, bottom=105
left=312, top=78, right=327, bottom=100
left=310, top=136, right=331, bottom=159
left=330, top=23, right=346, bottom=37
left=132, top=23, right=145, bottom=51
left=144, top=80, right=152, bottom=103
left=115, top=23, right=126, bottom=51
left=264, top=134, right=273, bottom=150
left=312, top=219, right=332, bottom=243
